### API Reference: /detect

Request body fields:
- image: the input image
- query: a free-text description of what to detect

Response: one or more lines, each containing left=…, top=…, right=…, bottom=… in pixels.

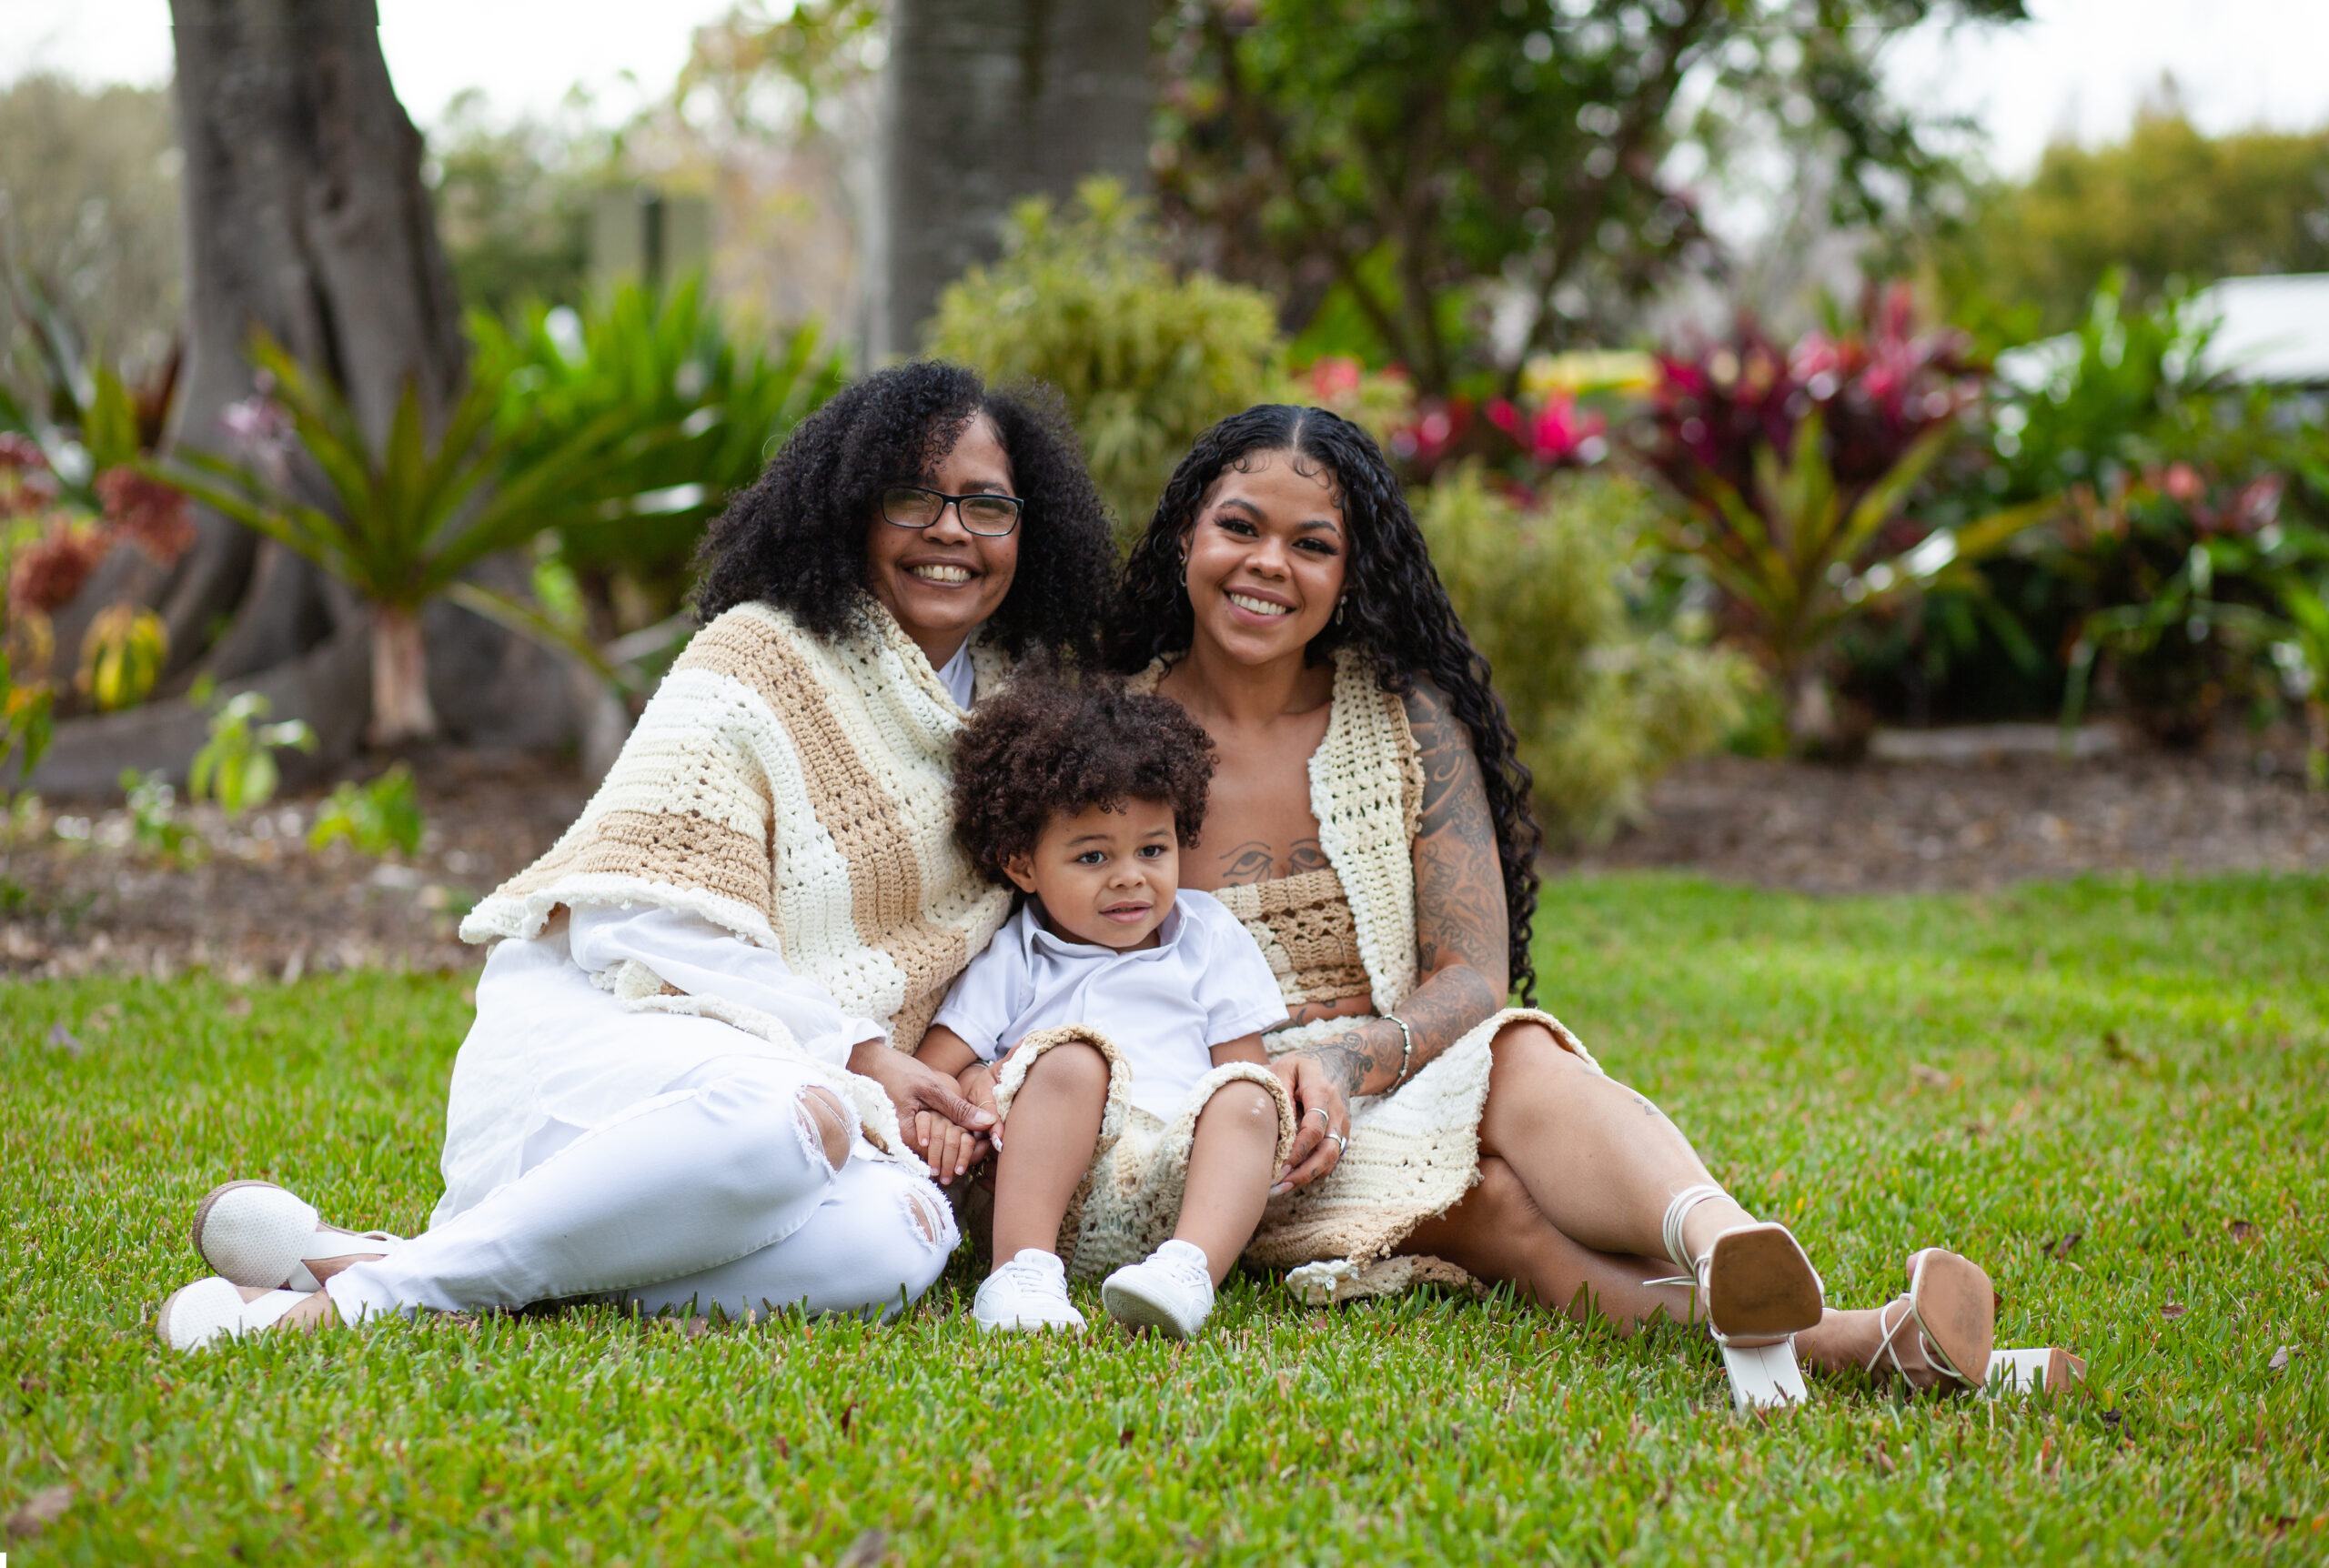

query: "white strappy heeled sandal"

left=191, top=1180, right=403, bottom=1292
left=1868, top=1248, right=1995, bottom=1393
left=1652, top=1183, right=1826, bottom=1412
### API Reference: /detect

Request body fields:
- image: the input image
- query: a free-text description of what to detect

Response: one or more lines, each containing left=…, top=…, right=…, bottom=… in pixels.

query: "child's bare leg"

left=991, top=1040, right=1110, bottom=1261
left=1174, top=1081, right=1281, bottom=1284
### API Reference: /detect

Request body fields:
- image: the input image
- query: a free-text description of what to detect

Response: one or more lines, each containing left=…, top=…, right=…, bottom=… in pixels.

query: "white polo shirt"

left=930, top=889, right=1289, bottom=1122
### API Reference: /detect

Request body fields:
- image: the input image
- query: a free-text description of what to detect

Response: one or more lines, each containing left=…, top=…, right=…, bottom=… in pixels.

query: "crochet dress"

left=1136, top=651, right=1603, bottom=1302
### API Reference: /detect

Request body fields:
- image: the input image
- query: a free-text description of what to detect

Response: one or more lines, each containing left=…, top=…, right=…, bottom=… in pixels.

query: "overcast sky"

left=5, top=0, right=2328, bottom=176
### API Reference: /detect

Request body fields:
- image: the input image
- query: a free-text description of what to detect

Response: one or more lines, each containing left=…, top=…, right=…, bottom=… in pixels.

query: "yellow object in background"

left=77, top=602, right=167, bottom=712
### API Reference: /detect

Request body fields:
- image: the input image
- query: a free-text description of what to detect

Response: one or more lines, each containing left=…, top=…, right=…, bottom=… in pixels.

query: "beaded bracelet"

left=1386, top=1012, right=1417, bottom=1091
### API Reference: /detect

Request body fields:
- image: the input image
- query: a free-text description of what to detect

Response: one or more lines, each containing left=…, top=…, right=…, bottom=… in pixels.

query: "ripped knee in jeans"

left=900, top=1182, right=955, bottom=1251
left=796, top=1086, right=853, bottom=1172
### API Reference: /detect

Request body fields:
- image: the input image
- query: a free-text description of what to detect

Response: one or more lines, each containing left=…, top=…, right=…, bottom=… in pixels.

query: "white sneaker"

left=972, top=1249, right=1085, bottom=1333
left=1101, top=1239, right=1215, bottom=1338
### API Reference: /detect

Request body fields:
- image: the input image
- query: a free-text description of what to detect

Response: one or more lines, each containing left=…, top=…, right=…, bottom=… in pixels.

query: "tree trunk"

left=165, top=0, right=466, bottom=666
left=368, top=604, right=437, bottom=747
left=874, top=0, right=1154, bottom=359
left=25, top=0, right=579, bottom=793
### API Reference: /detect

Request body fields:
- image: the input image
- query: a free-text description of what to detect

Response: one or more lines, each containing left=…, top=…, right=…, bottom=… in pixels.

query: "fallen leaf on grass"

left=5, top=1483, right=72, bottom=1538
left=1872, top=1442, right=1896, bottom=1476
left=224, top=994, right=253, bottom=1019
left=2161, top=1302, right=2187, bottom=1320
left=2226, top=1218, right=2257, bottom=1242
left=838, top=1527, right=890, bottom=1567
left=1909, top=1063, right=1954, bottom=1090
left=2269, top=1345, right=2292, bottom=1373
left=2044, top=1231, right=2083, bottom=1260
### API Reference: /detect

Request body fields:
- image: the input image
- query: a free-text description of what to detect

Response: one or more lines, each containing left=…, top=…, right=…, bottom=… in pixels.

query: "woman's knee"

left=1467, top=1155, right=1539, bottom=1226
left=678, top=1058, right=851, bottom=1195
left=797, top=1086, right=853, bottom=1172
left=1489, top=1020, right=1586, bottom=1074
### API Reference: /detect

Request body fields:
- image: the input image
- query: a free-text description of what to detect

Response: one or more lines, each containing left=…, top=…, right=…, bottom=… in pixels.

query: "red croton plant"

left=1630, top=284, right=2047, bottom=749
left=3, top=436, right=197, bottom=782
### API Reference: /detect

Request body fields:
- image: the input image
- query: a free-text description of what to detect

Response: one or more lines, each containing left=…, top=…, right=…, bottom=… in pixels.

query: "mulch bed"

left=1550, top=741, right=2329, bottom=892
left=6, top=734, right=2327, bottom=979
left=1, top=749, right=591, bottom=980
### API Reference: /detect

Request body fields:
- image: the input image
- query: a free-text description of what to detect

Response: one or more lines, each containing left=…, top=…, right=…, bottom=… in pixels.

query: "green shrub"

left=1418, top=466, right=1755, bottom=843
left=309, top=764, right=424, bottom=859
left=188, top=689, right=317, bottom=815
left=469, top=280, right=844, bottom=634
left=926, top=177, right=1284, bottom=541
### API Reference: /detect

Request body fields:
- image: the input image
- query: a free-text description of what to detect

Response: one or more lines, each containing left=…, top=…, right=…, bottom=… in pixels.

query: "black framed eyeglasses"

left=879, top=485, right=1024, bottom=537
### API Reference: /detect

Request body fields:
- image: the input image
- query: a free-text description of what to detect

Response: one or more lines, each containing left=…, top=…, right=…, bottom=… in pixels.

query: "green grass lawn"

left=5, top=872, right=2326, bottom=1564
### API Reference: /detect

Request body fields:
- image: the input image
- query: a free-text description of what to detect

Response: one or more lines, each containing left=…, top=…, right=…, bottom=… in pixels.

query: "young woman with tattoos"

left=1108, top=405, right=2012, bottom=1406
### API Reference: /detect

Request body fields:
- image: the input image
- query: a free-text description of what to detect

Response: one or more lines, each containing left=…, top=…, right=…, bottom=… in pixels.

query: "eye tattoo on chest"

left=1216, top=839, right=1331, bottom=884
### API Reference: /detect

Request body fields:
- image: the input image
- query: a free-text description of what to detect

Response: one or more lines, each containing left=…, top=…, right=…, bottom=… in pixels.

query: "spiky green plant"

left=155, top=332, right=684, bottom=745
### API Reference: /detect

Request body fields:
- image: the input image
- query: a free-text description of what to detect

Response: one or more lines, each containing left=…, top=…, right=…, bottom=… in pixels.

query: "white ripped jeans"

left=322, top=1054, right=958, bottom=1324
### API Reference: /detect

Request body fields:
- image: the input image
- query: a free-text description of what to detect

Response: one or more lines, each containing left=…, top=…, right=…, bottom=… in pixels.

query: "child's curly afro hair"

left=951, top=670, right=1216, bottom=885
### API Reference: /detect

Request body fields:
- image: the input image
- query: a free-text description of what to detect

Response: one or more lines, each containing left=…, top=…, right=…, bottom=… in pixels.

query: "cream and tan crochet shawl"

left=461, top=601, right=1014, bottom=1152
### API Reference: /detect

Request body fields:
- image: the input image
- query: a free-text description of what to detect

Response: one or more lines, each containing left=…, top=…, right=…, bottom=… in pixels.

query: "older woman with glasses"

left=156, top=364, right=1119, bottom=1350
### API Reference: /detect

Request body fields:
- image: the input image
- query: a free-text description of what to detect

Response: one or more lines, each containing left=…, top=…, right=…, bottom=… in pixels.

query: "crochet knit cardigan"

left=460, top=601, right=1014, bottom=1154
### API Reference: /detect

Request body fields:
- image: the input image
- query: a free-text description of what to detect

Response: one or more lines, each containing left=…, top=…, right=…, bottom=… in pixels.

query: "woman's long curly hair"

left=1109, top=405, right=1544, bottom=1001
left=693, top=361, right=1115, bottom=663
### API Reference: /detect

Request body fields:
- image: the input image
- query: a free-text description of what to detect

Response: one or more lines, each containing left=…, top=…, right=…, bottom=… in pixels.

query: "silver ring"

left=1306, top=1106, right=1330, bottom=1125
left=1329, top=1131, right=1349, bottom=1154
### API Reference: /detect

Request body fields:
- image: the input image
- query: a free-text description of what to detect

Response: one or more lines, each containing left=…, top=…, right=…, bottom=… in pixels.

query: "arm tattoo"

left=1292, top=686, right=1517, bottom=1101
left=1405, top=684, right=1508, bottom=988
left=1302, top=965, right=1503, bottom=1099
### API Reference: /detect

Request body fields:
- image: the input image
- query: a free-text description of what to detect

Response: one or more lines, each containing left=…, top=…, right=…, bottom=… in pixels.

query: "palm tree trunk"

left=368, top=605, right=438, bottom=747
left=875, top=0, right=1154, bottom=357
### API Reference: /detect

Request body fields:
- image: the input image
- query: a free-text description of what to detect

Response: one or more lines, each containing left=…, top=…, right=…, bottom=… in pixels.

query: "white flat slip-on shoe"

left=1101, top=1239, right=1215, bottom=1339
left=156, top=1277, right=318, bottom=1353
left=192, top=1180, right=403, bottom=1291
left=972, top=1249, right=1086, bottom=1333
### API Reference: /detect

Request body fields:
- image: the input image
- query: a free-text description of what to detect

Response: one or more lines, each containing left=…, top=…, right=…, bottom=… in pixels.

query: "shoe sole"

left=1705, top=1223, right=1824, bottom=1340
left=1101, top=1279, right=1199, bottom=1339
left=1910, top=1250, right=1996, bottom=1386
left=973, top=1315, right=1084, bottom=1333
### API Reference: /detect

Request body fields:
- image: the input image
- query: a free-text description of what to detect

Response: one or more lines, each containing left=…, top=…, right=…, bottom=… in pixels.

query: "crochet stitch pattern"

left=463, top=601, right=1014, bottom=1153
left=1135, top=649, right=1598, bottom=1282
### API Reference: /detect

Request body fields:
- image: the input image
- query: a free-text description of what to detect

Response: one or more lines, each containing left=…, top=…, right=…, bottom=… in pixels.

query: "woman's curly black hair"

left=951, top=669, right=1216, bottom=888
left=1107, top=405, right=1545, bottom=1002
left=692, top=361, right=1116, bottom=662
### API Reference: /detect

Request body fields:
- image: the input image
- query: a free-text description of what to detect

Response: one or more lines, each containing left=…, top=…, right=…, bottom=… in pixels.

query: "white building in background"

left=1998, top=273, right=2329, bottom=391
left=2191, top=274, right=2329, bottom=386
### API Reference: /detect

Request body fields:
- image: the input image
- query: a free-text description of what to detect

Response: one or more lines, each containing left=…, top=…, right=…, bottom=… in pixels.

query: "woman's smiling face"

left=1180, top=448, right=1346, bottom=666
left=863, top=410, right=1019, bottom=668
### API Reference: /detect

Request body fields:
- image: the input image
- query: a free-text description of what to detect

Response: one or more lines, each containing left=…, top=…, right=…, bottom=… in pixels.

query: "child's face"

left=1003, top=798, right=1180, bottom=950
